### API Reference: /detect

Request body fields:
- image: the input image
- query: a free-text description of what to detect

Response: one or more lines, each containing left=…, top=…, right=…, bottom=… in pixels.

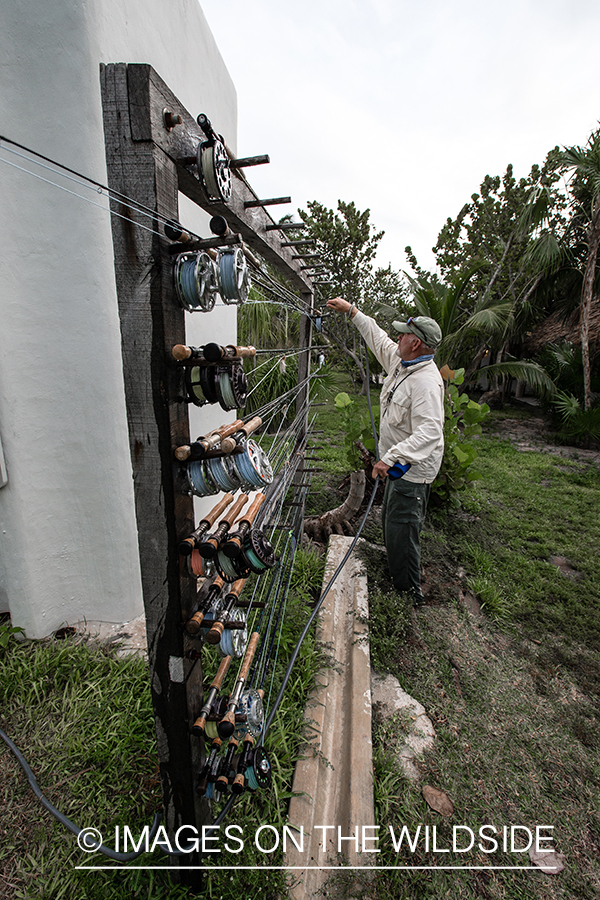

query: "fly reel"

left=234, top=688, right=264, bottom=739
left=174, top=251, right=220, bottom=312
left=245, top=745, right=272, bottom=791
left=197, top=133, right=232, bottom=203
left=216, top=609, right=247, bottom=659
left=186, top=440, right=273, bottom=499
left=186, top=460, right=220, bottom=498
left=218, top=248, right=250, bottom=304
left=215, top=530, right=275, bottom=582
left=183, top=363, right=247, bottom=411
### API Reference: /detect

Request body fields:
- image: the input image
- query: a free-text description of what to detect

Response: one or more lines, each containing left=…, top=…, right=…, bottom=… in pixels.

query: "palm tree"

left=402, top=267, right=554, bottom=394
left=558, top=129, right=600, bottom=411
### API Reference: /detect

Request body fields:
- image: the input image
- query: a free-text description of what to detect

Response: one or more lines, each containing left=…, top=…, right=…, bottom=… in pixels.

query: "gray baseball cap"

left=392, top=316, right=442, bottom=349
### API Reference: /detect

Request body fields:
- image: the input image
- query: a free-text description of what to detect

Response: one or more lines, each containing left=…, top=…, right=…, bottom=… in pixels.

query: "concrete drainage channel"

left=286, top=535, right=435, bottom=898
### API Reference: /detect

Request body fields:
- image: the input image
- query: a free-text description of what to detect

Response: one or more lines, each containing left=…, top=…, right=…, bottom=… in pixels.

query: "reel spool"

left=197, top=139, right=232, bottom=202
left=235, top=688, right=264, bottom=739
left=218, top=248, right=250, bottom=304
left=186, top=441, right=272, bottom=498
left=184, top=363, right=247, bottom=411
left=233, top=440, right=273, bottom=489
left=215, top=549, right=252, bottom=583
left=215, top=364, right=247, bottom=410
left=217, top=609, right=247, bottom=659
left=186, top=549, right=215, bottom=579
left=186, top=460, right=220, bottom=498
left=245, top=746, right=272, bottom=791
left=241, top=529, right=276, bottom=575
left=174, top=252, right=219, bottom=312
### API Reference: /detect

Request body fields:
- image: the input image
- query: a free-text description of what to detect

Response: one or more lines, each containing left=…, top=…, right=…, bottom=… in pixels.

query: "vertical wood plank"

left=100, top=63, right=205, bottom=882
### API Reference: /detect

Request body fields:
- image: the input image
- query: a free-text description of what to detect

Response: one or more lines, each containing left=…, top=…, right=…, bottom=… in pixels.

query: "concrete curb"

left=286, top=535, right=374, bottom=898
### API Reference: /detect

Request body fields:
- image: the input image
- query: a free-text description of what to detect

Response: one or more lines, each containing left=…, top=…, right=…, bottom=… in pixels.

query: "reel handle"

left=197, top=112, right=218, bottom=142
left=220, top=416, right=263, bottom=453
left=178, top=493, right=235, bottom=555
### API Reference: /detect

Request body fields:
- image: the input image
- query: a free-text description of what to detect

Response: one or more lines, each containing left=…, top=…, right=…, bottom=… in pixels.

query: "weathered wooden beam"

left=244, top=196, right=292, bottom=208
left=230, top=154, right=270, bottom=168
left=100, top=62, right=205, bottom=885
left=265, top=222, right=307, bottom=231
left=116, top=64, right=311, bottom=292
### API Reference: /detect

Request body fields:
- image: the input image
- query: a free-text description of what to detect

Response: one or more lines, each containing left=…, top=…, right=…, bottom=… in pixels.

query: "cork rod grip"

left=238, top=631, right=260, bottom=683
left=172, top=344, right=192, bottom=361
left=221, top=493, right=249, bottom=527
left=236, top=493, right=266, bottom=528
left=211, top=654, right=234, bottom=692
left=232, top=345, right=256, bottom=359
left=220, top=416, right=263, bottom=453
left=179, top=494, right=235, bottom=553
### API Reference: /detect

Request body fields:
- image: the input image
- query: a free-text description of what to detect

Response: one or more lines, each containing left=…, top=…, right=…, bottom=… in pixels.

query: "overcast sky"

left=200, top=0, right=600, bottom=274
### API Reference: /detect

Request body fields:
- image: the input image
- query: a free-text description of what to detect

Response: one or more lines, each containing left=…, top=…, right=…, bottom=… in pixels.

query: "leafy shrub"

left=432, top=367, right=490, bottom=508
left=333, top=391, right=378, bottom=469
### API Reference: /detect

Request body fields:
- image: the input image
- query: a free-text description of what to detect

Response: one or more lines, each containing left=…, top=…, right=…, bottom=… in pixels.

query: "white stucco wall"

left=0, top=1, right=237, bottom=636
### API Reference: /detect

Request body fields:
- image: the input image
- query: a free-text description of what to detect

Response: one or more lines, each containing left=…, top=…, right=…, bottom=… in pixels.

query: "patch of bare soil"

left=484, top=410, right=600, bottom=468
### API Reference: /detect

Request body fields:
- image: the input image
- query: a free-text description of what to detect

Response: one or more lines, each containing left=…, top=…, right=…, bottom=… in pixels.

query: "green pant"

left=382, top=478, right=431, bottom=600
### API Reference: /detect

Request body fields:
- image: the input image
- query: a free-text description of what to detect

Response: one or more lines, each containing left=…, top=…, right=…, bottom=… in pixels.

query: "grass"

left=358, top=407, right=600, bottom=899
left=0, top=549, right=325, bottom=900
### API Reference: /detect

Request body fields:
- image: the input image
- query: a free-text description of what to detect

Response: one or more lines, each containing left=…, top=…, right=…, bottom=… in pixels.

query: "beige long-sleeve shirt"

left=353, top=310, right=445, bottom=484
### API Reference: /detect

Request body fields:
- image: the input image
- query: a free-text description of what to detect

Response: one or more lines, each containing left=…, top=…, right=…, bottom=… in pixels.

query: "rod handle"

left=218, top=632, right=260, bottom=736
left=225, top=578, right=248, bottom=602
left=206, top=621, right=225, bottom=645
left=238, top=631, right=260, bottom=683
left=178, top=494, right=235, bottom=554
left=185, top=610, right=205, bottom=635
left=172, top=343, right=193, bottom=361
left=220, top=416, right=262, bottom=453
left=211, top=654, right=234, bottom=692
left=236, top=493, right=266, bottom=529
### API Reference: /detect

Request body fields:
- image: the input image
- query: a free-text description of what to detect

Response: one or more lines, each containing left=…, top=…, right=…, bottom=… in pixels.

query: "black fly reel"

left=215, top=528, right=276, bottom=583
left=183, top=362, right=247, bottom=411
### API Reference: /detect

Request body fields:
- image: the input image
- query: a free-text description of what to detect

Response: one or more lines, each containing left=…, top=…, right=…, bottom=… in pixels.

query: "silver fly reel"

left=174, top=251, right=220, bottom=312
left=217, top=609, right=247, bottom=659
left=197, top=139, right=232, bottom=203
left=235, top=688, right=264, bottom=738
left=218, top=248, right=250, bottom=304
left=185, top=440, right=273, bottom=499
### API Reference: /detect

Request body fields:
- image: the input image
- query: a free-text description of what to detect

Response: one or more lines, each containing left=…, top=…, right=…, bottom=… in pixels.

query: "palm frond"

left=553, top=390, right=581, bottom=421
left=463, top=303, right=514, bottom=333
left=482, top=360, right=556, bottom=394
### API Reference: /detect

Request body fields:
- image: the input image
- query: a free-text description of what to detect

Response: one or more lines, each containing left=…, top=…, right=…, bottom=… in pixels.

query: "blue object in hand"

left=388, top=461, right=411, bottom=479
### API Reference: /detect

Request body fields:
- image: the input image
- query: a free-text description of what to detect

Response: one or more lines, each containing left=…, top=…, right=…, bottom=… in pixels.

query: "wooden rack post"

left=100, top=62, right=315, bottom=879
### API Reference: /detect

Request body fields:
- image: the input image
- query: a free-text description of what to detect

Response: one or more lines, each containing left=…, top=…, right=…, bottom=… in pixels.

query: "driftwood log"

left=303, top=470, right=366, bottom=543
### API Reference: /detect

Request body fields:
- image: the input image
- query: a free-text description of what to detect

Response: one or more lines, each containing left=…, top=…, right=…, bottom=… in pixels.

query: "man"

left=326, top=297, right=445, bottom=604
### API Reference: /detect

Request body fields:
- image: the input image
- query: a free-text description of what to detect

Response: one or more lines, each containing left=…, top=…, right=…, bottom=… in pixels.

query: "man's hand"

left=372, top=460, right=390, bottom=479
left=326, top=297, right=352, bottom=315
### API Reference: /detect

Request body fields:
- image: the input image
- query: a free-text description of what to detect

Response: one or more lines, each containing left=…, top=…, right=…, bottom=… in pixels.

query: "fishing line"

left=0, top=153, right=167, bottom=241
left=0, top=134, right=202, bottom=238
